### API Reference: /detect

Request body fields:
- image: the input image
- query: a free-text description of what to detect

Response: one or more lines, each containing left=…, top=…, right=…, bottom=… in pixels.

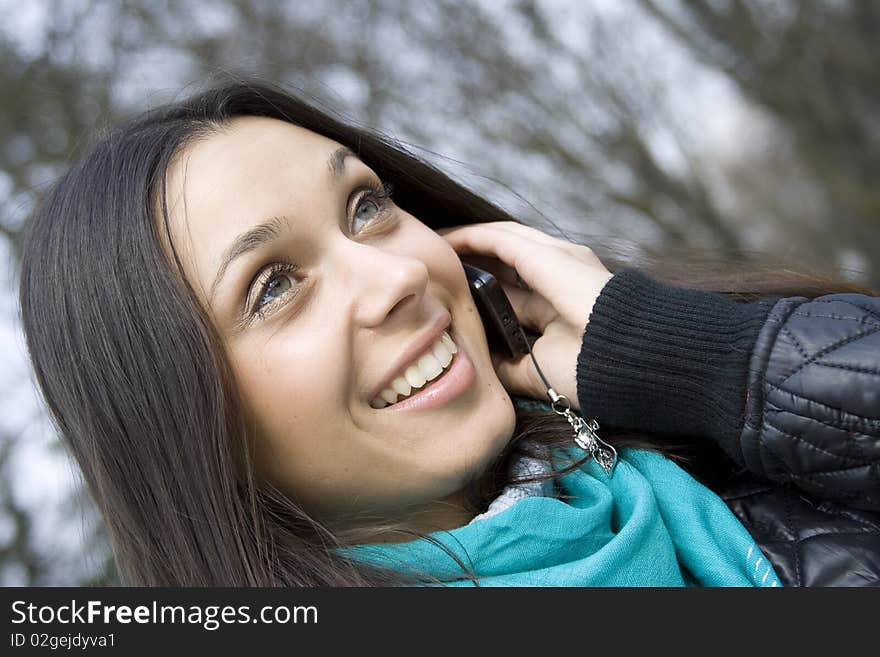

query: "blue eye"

left=353, top=198, right=380, bottom=228
left=250, top=261, right=298, bottom=318
left=258, top=273, right=292, bottom=306
left=351, top=182, right=395, bottom=234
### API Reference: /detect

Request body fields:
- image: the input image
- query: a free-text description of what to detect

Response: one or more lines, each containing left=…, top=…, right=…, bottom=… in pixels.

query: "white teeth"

left=370, top=330, right=458, bottom=408
left=441, top=332, right=458, bottom=354
left=404, top=363, right=427, bottom=389
left=391, top=376, right=411, bottom=397
left=432, top=340, right=452, bottom=368
left=418, top=352, right=444, bottom=381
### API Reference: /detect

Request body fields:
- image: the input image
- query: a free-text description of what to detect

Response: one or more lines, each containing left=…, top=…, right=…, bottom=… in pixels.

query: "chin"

left=463, top=394, right=517, bottom=479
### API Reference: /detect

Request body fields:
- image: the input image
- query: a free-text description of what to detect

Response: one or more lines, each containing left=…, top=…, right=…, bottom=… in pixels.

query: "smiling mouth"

left=369, top=331, right=458, bottom=409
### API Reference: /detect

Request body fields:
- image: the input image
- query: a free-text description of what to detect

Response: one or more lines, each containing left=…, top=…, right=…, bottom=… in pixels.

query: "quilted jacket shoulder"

left=577, top=269, right=880, bottom=586
left=738, top=293, right=880, bottom=511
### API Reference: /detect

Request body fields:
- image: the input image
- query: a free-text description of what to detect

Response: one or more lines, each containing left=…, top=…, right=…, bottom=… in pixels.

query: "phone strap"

left=516, top=326, right=617, bottom=475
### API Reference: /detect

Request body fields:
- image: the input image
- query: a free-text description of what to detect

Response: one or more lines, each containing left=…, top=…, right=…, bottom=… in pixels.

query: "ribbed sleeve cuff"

left=576, top=268, right=780, bottom=458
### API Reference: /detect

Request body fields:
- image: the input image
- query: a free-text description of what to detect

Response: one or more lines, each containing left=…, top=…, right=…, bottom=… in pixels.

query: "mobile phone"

left=463, top=263, right=536, bottom=359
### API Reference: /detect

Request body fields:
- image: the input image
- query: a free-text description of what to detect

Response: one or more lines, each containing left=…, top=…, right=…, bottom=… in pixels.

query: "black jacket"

left=576, top=268, right=880, bottom=586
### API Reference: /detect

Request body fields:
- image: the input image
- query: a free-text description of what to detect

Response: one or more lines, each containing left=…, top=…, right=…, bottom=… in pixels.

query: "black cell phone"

left=463, top=263, right=536, bottom=359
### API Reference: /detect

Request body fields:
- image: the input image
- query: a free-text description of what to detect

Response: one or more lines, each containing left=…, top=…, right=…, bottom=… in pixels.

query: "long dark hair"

left=19, top=76, right=877, bottom=586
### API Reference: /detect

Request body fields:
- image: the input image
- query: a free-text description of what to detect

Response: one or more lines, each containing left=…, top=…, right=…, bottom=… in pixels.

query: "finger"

left=459, top=254, right=522, bottom=288
left=441, top=221, right=551, bottom=241
left=454, top=221, right=589, bottom=255
left=442, top=221, right=567, bottom=264
left=439, top=223, right=584, bottom=307
left=490, top=221, right=566, bottom=247
left=441, top=221, right=556, bottom=248
left=491, top=350, right=544, bottom=400
left=473, top=221, right=593, bottom=264
left=499, top=280, right=556, bottom=334
left=461, top=257, right=532, bottom=293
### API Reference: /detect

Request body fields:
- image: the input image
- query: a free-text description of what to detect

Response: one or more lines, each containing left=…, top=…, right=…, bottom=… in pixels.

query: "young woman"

left=19, top=78, right=880, bottom=586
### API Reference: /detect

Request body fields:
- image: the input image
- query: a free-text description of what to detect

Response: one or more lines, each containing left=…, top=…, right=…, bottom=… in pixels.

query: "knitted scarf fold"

left=340, top=443, right=781, bottom=587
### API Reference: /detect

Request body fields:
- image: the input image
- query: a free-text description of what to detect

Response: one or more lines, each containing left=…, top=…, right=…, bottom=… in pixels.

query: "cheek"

left=230, top=333, right=346, bottom=486
left=236, top=344, right=318, bottom=419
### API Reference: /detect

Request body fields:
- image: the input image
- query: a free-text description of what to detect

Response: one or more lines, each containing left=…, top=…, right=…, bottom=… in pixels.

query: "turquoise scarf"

left=341, top=436, right=781, bottom=587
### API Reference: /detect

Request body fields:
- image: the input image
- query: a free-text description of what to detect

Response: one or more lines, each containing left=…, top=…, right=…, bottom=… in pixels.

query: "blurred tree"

left=1, top=0, right=876, bottom=584
left=640, top=0, right=880, bottom=286
left=1, top=2, right=120, bottom=584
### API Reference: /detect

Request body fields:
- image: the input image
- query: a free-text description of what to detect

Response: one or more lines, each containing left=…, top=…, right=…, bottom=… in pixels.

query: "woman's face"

left=163, top=116, right=515, bottom=528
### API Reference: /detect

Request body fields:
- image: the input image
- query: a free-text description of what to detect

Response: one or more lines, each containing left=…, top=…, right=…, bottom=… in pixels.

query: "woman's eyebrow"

left=208, top=145, right=357, bottom=302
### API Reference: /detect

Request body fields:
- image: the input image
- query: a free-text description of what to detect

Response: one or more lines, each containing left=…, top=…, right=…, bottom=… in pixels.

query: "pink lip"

left=381, top=335, right=475, bottom=412
left=367, top=310, right=452, bottom=402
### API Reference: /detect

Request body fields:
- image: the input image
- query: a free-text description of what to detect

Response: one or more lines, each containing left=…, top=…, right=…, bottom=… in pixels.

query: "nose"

left=340, top=242, right=430, bottom=328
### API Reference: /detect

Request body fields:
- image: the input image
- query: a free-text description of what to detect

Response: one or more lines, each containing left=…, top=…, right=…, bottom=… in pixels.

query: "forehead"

left=167, top=116, right=341, bottom=224
left=163, top=117, right=342, bottom=283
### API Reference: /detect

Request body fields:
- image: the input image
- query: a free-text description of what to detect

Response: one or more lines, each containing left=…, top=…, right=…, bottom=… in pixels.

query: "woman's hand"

left=437, top=221, right=614, bottom=411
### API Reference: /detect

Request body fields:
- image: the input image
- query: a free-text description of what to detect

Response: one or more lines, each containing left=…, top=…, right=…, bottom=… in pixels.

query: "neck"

left=333, top=489, right=478, bottom=545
